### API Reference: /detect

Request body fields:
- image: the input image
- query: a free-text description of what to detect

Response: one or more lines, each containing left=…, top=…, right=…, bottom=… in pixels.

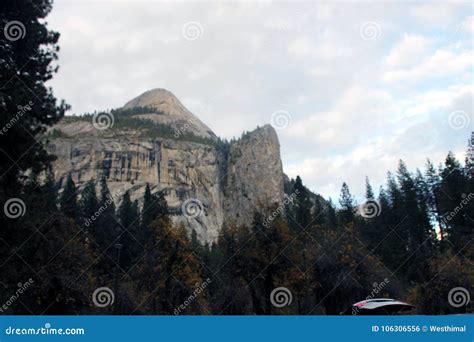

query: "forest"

left=0, top=0, right=472, bottom=315
left=0, top=150, right=472, bottom=315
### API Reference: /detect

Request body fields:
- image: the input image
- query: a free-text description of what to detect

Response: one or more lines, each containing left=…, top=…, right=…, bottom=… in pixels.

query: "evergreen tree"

left=94, top=176, right=118, bottom=250
left=325, top=198, right=337, bottom=228
left=371, top=186, right=398, bottom=267
left=141, top=183, right=169, bottom=233
left=359, top=177, right=378, bottom=251
left=60, top=174, right=78, bottom=221
left=136, top=219, right=207, bottom=314
left=438, top=153, right=470, bottom=253
left=42, top=169, right=59, bottom=213
left=396, top=161, right=434, bottom=282
left=117, top=191, right=142, bottom=269
left=79, top=179, right=99, bottom=229
left=338, top=182, right=355, bottom=224
left=288, top=176, right=313, bottom=231
left=0, top=0, right=68, bottom=195
left=365, top=176, right=375, bottom=200
left=466, top=132, right=474, bottom=178
left=425, top=159, right=443, bottom=239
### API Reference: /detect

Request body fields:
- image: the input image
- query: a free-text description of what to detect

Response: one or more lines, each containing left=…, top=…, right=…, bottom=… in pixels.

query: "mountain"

left=123, top=88, right=217, bottom=140
left=47, top=89, right=285, bottom=243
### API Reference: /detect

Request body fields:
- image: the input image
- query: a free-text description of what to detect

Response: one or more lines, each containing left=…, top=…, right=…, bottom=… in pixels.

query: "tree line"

left=1, top=145, right=472, bottom=314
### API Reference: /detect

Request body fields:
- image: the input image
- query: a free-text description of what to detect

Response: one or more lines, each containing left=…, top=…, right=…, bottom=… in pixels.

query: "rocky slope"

left=47, top=89, right=285, bottom=243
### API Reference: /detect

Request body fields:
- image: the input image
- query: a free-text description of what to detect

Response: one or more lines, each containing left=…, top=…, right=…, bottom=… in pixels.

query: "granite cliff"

left=47, top=89, right=285, bottom=243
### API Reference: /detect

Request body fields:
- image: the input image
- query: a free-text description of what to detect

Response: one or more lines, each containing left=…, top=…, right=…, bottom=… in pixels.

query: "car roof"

left=353, top=298, right=414, bottom=309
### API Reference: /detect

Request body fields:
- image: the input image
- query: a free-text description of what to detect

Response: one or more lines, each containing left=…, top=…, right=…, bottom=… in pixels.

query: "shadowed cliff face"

left=47, top=89, right=285, bottom=243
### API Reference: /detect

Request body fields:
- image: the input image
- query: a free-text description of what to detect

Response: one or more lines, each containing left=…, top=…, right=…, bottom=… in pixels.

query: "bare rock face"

left=47, top=89, right=285, bottom=243
left=223, top=125, right=284, bottom=227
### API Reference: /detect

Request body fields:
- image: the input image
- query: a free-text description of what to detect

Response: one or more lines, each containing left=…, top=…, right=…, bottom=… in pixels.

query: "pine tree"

left=42, top=169, right=59, bottom=213
left=365, top=176, right=375, bottom=200
left=136, top=219, right=207, bottom=314
left=93, top=176, right=118, bottom=250
left=466, top=132, right=474, bottom=178
left=60, top=174, right=78, bottom=221
left=288, top=176, right=313, bottom=231
left=338, top=182, right=355, bottom=224
left=141, top=183, right=169, bottom=232
left=371, top=186, right=398, bottom=267
left=325, top=198, right=337, bottom=228
left=439, top=153, right=470, bottom=253
left=425, top=159, right=443, bottom=239
left=79, top=179, right=99, bottom=230
left=359, top=177, right=378, bottom=251
left=117, top=191, right=142, bottom=269
left=0, top=0, right=68, bottom=195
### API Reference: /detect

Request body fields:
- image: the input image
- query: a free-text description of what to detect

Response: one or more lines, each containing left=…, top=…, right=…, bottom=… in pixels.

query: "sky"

left=47, top=0, right=473, bottom=201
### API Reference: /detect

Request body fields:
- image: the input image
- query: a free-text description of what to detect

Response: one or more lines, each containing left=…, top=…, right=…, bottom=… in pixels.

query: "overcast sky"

left=47, top=0, right=473, bottom=201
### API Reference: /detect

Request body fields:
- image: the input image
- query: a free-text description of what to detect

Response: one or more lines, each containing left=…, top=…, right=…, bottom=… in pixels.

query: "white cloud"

left=385, top=34, right=433, bottom=67
left=410, top=3, right=462, bottom=27
left=383, top=49, right=472, bottom=83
